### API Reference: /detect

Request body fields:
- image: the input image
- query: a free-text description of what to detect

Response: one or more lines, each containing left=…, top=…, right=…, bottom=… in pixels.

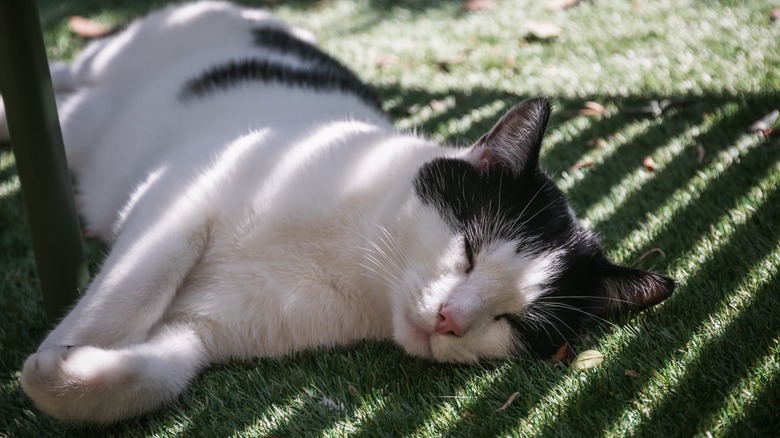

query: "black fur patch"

left=413, top=158, right=609, bottom=357
left=178, top=28, right=380, bottom=109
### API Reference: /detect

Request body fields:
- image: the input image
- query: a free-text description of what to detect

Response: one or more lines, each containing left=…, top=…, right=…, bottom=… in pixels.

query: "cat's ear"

left=465, top=97, right=551, bottom=176
left=597, top=264, right=675, bottom=315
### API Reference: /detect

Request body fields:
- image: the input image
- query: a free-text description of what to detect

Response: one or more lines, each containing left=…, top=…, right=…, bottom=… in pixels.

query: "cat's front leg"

left=21, top=323, right=208, bottom=423
left=39, top=216, right=211, bottom=350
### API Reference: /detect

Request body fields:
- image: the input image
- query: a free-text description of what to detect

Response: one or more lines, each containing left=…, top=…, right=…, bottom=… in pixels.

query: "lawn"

left=1, top=0, right=779, bottom=436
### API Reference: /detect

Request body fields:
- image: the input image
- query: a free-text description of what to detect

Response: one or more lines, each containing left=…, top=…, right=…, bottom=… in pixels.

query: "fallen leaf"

left=571, top=349, right=604, bottom=370
left=348, top=384, right=359, bottom=397
left=578, top=101, right=608, bottom=117
left=464, top=0, right=496, bottom=12
left=624, top=370, right=641, bottom=378
left=573, top=158, right=595, bottom=170
left=747, top=110, right=779, bottom=132
left=586, top=137, right=607, bottom=148
left=430, top=99, right=448, bottom=111
left=761, top=127, right=780, bottom=138
left=643, top=155, right=657, bottom=172
left=548, top=343, right=577, bottom=365
left=497, top=392, right=520, bottom=412
left=623, top=98, right=693, bottom=117
left=696, top=143, right=706, bottom=163
left=373, top=54, right=399, bottom=68
left=771, top=7, right=780, bottom=22
left=434, top=52, right=468, bottom=72
left=318, top=396, right=345, bottom=411
left=545, top=0, right=579, bottom=11
left=68, top=16, right=111, bottom=38
left=636, top=247, right=666, bottom=263
left=462, top=410, right=476, bottom=420
left=526, top=21, right=563, bottom=40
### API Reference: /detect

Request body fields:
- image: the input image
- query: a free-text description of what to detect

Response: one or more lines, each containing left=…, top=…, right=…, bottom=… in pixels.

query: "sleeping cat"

left=2, top=1, right=674, bottom=424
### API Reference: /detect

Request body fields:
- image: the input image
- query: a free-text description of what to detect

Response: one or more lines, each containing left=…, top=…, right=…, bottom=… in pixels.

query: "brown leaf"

left=748, top=110, right=779, bottom=132
left=430, top=99, right=448, bottom=111
left=373, top=54, right=399, bottom=68
left=761, top=127, right=780, bottom=138
left=545, top=0, right=579, bottom=11
left=578, top=101, right=607, bottom=117
left=463, top=0, right=496, bottom=12
left=68, top=16, right=111, bottom=38
left=573, top=158, right=595, bottom=170
left=462, top=410, right=476, bottom=420
left=526, top=21, right=563, bottom=40
left=624, top=370, right=641, bottom=379
left=636, top=247, right=666, bottom=263
left=643, top=155, right=657, bottom=172
left=586, top=137, right=607, bottom=149
left=696, top=143, right=706, bottom=163
left=771, top=8, right=780, bottom=22
left=548, top=343, right=577, bottom=365
left=497, top=392, right=520, bottom=412
left=348, top=384, right=359, bottom=397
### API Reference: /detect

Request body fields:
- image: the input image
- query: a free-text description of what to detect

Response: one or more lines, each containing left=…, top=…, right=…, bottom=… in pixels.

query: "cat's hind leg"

left=21, top=323, right=208, bottom=423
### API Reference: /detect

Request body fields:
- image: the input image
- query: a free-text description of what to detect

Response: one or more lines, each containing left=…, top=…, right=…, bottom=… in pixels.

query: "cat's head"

left=391, top=97, right=675, bottom=363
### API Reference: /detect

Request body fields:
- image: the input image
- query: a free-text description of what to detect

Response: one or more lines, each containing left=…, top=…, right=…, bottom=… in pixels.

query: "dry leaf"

left=548, top=343, right=577, bottom=365
left=348, top=384, right=359, bottom=397
left=497, top=392, right=520, bottom=412
left=573, top=158, right=595, bottom=170
left=586, top=137, right=607, bottom=148
left=643, top=155, right=657, bottom=172
left=68, top=16, right=111, bottom=38
left=571, top=349, right=604, bottom=370
left=624, top=370, right=641, bottom=379
left=771, top=8, right=780, bottom=22
left=696, top=143, right=706, bottom=163
left=464, top=0, right=496, bottom=12
left=748, top=110, right=779, bottom=132
left=526, top=21, right=563, bottom=40
left=373, top=54, right=399, bottom=68
left=318, top=396, right=345, bottom=411
left=545, top=0, right=579, bottom=11
left=430, top=99, right=448, bottom=111
left=636, top=247, right=666, bottom=263
left=761, top=127, right=780, bottom=138
left=578, top=101, right=607, bottom=117
left=462, top=410, right=476, bottom=420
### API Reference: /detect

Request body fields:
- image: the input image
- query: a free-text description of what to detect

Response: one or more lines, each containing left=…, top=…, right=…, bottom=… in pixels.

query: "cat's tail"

left=20, top=323, right=208, bottom=424
left=0, top=61, right=76, bottom=142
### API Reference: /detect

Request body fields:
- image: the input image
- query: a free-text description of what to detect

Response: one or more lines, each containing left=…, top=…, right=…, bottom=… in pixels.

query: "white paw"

left=21, top=345, right=139, bottom=422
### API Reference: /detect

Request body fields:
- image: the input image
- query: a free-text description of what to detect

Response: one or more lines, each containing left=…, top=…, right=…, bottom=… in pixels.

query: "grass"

left=2, top=0, right=779, bottom=436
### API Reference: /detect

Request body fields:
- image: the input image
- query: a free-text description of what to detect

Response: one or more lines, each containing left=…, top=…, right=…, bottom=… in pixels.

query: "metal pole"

left=0, top=0, right=88, bottom=322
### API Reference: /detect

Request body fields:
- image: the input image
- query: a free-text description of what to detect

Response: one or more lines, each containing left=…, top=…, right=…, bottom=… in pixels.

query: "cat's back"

left=69, top=1, right=391, bottom=238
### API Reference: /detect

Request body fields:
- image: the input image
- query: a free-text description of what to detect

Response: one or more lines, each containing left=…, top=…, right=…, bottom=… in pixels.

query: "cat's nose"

left=435, top=306, right=464, bottom=337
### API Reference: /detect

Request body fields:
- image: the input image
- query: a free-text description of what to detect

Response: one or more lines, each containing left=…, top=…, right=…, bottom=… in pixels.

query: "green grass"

left=2, top=0, right=779, bottom=436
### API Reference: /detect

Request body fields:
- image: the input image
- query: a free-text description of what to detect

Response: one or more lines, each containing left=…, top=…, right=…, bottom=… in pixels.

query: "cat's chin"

left=394, top=314, right=434, bottom=359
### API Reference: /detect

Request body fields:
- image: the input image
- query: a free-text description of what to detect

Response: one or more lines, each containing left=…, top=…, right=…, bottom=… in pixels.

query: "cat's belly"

left=166, top=216, right=393, bottom=360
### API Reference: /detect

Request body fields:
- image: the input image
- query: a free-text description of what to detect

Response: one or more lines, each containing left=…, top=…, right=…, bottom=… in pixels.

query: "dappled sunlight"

left=605, top=248, right=779, bottom=436
left=616, top=133, right=770, bottom=259
left=582, top=107, right=729, bottom=229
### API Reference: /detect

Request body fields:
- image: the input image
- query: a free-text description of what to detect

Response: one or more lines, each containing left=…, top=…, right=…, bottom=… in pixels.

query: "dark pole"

left=0, top=0, right=88, bottom=322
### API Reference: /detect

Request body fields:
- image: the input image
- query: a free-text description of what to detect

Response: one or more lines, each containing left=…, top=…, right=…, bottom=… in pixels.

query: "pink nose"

left=435, top=306, right=464, bottom=337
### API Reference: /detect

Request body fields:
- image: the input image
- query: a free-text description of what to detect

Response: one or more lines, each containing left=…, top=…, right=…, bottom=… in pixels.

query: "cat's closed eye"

left=463, top=237, right=475, bottom=274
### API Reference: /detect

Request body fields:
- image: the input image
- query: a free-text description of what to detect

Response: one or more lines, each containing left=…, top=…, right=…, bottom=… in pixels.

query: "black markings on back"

left=178, top=27, right=381, bottom=110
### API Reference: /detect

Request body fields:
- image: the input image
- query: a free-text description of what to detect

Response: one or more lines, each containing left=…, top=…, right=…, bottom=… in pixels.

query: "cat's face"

left=390, top=98, right=675, bottom=363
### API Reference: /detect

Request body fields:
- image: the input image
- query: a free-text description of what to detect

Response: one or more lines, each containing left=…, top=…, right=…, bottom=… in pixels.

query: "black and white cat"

left=1, top=1, right=674, bottom=424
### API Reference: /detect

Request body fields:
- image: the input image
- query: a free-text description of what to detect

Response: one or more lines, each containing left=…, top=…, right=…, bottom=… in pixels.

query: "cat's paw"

left=21, top=345, right=141, bottom=423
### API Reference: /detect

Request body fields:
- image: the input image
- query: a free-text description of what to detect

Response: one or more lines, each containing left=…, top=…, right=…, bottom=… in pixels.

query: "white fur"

left=2, top=2, right=561, bottom=423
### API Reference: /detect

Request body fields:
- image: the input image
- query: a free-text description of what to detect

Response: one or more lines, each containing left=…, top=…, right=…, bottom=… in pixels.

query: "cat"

left=1, top=1, right=675, bottom=424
